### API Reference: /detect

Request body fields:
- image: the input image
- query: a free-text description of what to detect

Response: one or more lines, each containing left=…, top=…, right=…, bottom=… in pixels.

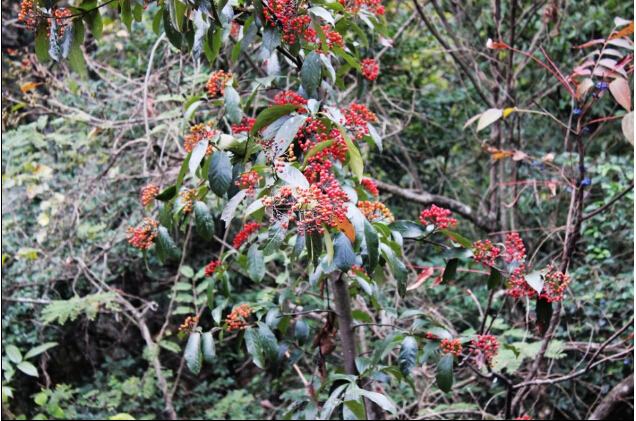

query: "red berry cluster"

left=178, top=189, right=197, bottom=213
left=141, top=184, right=159, bottom=207
left=425, top=332, right=439, bottom=340
left=440, top=338, right=463, bottom=356
left=126, top=218, right=159, bottom=249
left=350, top=265, right=367, bottom=275
left=361, top=178, right=379, bottom=197
left=358, top=201, right=395, bottom=223
left=230, top=21, right=241, bottom=38
left=419, top=205, right=457, bottom=228
left=470, top=335, right=499, bottom=367
left=263, top=0, right=316, bottom=46
left=504, top=232, right=526, bottom=263
left=506, top=264, right=536, bottom=299
left=233, top=222, right=261, bottom=249
left=178, top=316, right=200, bottom=334
left=472, top=239, right=501, bottom=266
left=236, top=171, right=263, bottom=197
left=232, top=117, right=256, bottom=134
left=205, top=260, right=223, bottom=277
left=340, top=103, right=378, bottom=140
left=225, top=304, right=252, bottom=332
left=184, top=123, right=216, bottom=155
left=339, top=0, right=385, bottom=17
left=273, top=90, right=308, bottom=109
left=206, top=70, right=232, bottom=98
left=515, top=416, right=532, bottom=420
left=361, top=58, right=379, bottom=81
left=541, top=265, right=570, bottom=303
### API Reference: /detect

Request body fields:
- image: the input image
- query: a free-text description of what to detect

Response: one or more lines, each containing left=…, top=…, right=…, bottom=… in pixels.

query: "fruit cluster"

left=358, top=201, right=394, bottom=223
left=361, top=178, right=379, bottom=197
left=141, top=184, right=159, bottom=207
left=233, top=222, right=261, bottom=249
left=205, top=260, right=223, bottom=277
left=506, top=263, right=536, bottom=299
left=206, top=70, right=232, bottom=98
left=419, top=205, right=457, bottom=228
left=339, top=0, right=385, bottom=17
left=178, top=316, right=200, bottom=334
left=540, top=265, right=570, bottom=302
left=472, top=239, right=501, bottom=266
left=17, top=0, right=37, bottom=30
left=225, top=304, right=252, bottom=332
left=178, top=189, right=197, bottom=213
left=184, top=123, right=216, bottom=155
left=425, top=332, right=439, bottom=340
left=504, top=232, right=526, bottom=263
left=232, top=117, right=256, bottom=134
left=440, top=338, right=463, bottom=356
left=361, top=58, right=379, bottom=81
left=126, top=218, right=159, bottom=249
left=470, top=334, right=499, bottom=367
left=236, top=171, right=263, bottom=197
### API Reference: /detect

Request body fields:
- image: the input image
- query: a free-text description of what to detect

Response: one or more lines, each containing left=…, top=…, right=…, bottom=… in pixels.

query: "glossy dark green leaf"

left=438, top=229, right=473, bottom=248
left=262, top=217, right=288, bottom=256
left=398, top=336, right=418, bottom=377
left=192, top=10, right=210, bottom=60
left=343, top=400, right=366, bottom=420
left=82, top=0, right=103, bottom=39
left=157, top=226, right=181, bottom=261
left=68, top=20, right=87, bottom=78
left=168, top=0, right=186, bottom=32
left=294, top=320, right=309, bottom=346
left=220, top=190, right=246, bottom=227
left=390, top=220, right=425, bottom=239
left=536, top=297, right=553, bottom=336
left=156, top=185, right=177, bottom=201
left=247, top=244, right=265, bottom=283
left=263, top=26, right=282, bottom=52
left=224, top=86, right=242, bottom=124
left=305, top=231, right=322, bottom=267
left=194, top=201, right=215, bottom=241
left=441, top=259, right=458, bottom=284
left=333, top=233, right=355, bottom=272
left=380, top=244, right=408, bottom=296
left=363, top=219, right=379, bottom=272
left=133, top=2, right=143, bottom=21
left=273, top=115, right=308, bottom=158
left=345, top=388, right=397, bottom=415
left=163, top=7, right=183, bottom=49
left=245, top=327, right=265, bottom=369
left=257, top=322, right=278, bottom=361
left=35, top=21, right=51, bottom=62
left=301, top=51, right=321, bottom=97
left=60, top=21, right=74, bottom=59
left=332, top=46, right=362, bottom=71
left=487, top=267, right=502, bottom=290
left=208, top=151, right=232, bottom=197
left=420, top=340, right=438, bottom=365
left=48, top=22, right=60, bottom=61
left=184, top=332, right=202, bottom=375
left=206, top=278, right=215, bottom=311
left=436, top=353, right=454, bottom=393
left=121, top=0, right=133, bottom=31
left=240, top=16, right=258, bottom=52
left=251, top=105, right=300, bottom=135
left=201, top=331, right=216, bottom=363
left=176, top=152, right=191, bottom=193
left=152, top=6, right=164, bottom=35
left=443, top=247, right=474, bottom=260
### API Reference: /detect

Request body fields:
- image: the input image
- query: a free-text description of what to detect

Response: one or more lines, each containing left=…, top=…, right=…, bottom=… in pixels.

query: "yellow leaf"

left=502, top=107, right=517, bottom=119
left=492, top=151, right=513, bottom=160
left=609, top=22, right=634, bottom=40
left=20, top=82, right=42, bottom=93
left=333, top=216, right=356, bottom=244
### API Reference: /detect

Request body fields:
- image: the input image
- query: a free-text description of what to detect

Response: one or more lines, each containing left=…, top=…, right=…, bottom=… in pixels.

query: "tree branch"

left=588, top=373, right=634, bottom=420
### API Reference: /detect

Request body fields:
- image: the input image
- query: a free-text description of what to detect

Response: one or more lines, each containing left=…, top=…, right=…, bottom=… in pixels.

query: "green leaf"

left=345, top=388, right=397, bottom=415
left=278, top=163, right=310, bottom=189
left=263, top=26, right=282, bottom=52
left=244, top=327, right=265, bottom=369
left=487, top=267, right=502, bottom=290
left=263, top=217, right=288, bottom=256
left=33, top=392, right=48, bottom=406
left=179, top=265, right=194, bottom=278
left=308, top=6, right=335, bottom=25
left=82, top=0, right=103, bottom=39
left=152, top=6, right=163, bottom=35
left=251, top=105, right=300, bottom=135
left=301, top=139, right=335, bottom=168
left=438, top=229, right=473, bottom=248
left=257, top=322, right=278, bottom=361
left=35, top=21, right=51, bottom=62
left=443, top=247, right=474, bottom=260
left=157, top=226, right=181, bottom=261
left=536, top=297, right=553, bottom=336
left=420, top=340, right=438, bottom=365
left=163, top=7, right=182, bottom=49
left=366, top=123, right=382, bottom=151
left=184, top=332, right=203, bottom=375
left=294, top=320, right=310, bottom=346
left=156, top=185, right=177, bottom=201
left=247, top=244, right=265, bottom=283
left=436, top=353, right=454, bottom=393
left=121, top=0, right=133, bottom=31
left=201, top=331, right=216, bottom=363
left=48, top=21, right=60, bottom=61
left=176, top=152, right=191, bottom=193
left=5, top=345, right=22, bottom=364
left=398, top=336, right=418, bottom=377
left=363, top=219, right=379, bottom=273
left=24, top=343, right=58, bottom=360
left=109, top=414, right=135, bottom=421
left=320, top=384, right=348, bottom=420
left=441, top=259, right=459, bottom=284
left=206, top=278, right=216, bottom=311
left=334, top=123, right=363, bottom=181
left=273, top=115, right=308, bottom=158
left=301, top=51, right=322, bottom=96
left=334, top=233, right=355, bottom=272
left=224, top=86, right=242, bottom=124
left=194, top=201, right=215, bottom=241
left=220, top=190, right=247, bottom=227
left=192, top=10, right=210, bottom=60
left=240, top=17, right=258, bottom=52
left=204, top=25, right=223, bottom=65
left=352, top=309, right=373, bottom=323
left=332, top=46, right=362, bottom=71
left=525, top=270, right=544, bottom=294
left=16, top=361, right=38, bottom=377
left=305, top=231, right=322, bottom=268
left=380, top=244, right=408, bottom=296
left=68, top=20, right=87, bottom=78
left=208, top=151, right=233, bottom=197
left=343, top=400, right=366, bottom=420
left=60, top=21, right=74, bottom=59
left=390, top=220, right=424, bottom=239
left=168, top=0, right=187, bottom=32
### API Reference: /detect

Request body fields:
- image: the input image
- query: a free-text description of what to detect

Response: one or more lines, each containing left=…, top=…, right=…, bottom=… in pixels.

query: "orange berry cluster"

left=230, top=21, right=241, bottom=38
left=205, top=260, right=222, bottom=277
left=141, top=184, right=159, bottom=207
left=358, top=201, right=394, bottom=223
left=361, top=178, right=379, bottom=197
left=425, top=332, right=439, bottom=340
left=17, top=0, right=37, bottom=30
left=178, top=189, right=197, bottom=213
left=361, top=58, right=379, bottom=81
left=350, top=265, right=366, bottom=275
left=472, top=239, right=501, bottom=266
left=470, top=335, right=499, bottom=367
left=338, top=0, right=385, bottom=17
left=225, top=304, right=252, bottom=332
left=232, top=117, right=256, bottom=134
left=419, top=205, right=457, bottom=229
left=126, top=218, right=159, bottom=249
left=440, top=338, right=463, bottom=357
left=236, top=171, right=263, bottom=197
left=504, top=232, right=526, bottom=263
left=233, top=222, right=261, bottom=249
left=184, top=123, right=216, bottom=155
left=206, top=70, right=232, bottom=98
left=178, top=316, right=200, bottom=334
left=541, top=265, right=570, bottom=303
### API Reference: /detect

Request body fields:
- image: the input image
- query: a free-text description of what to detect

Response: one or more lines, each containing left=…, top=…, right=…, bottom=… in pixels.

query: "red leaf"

left=407, top=267, right=435, bottom=291
left=609, top=78, right=632, bottom=111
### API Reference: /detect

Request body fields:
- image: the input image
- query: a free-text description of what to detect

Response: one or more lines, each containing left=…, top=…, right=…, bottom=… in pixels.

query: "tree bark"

left=589, top=373, right=634, bottom=420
